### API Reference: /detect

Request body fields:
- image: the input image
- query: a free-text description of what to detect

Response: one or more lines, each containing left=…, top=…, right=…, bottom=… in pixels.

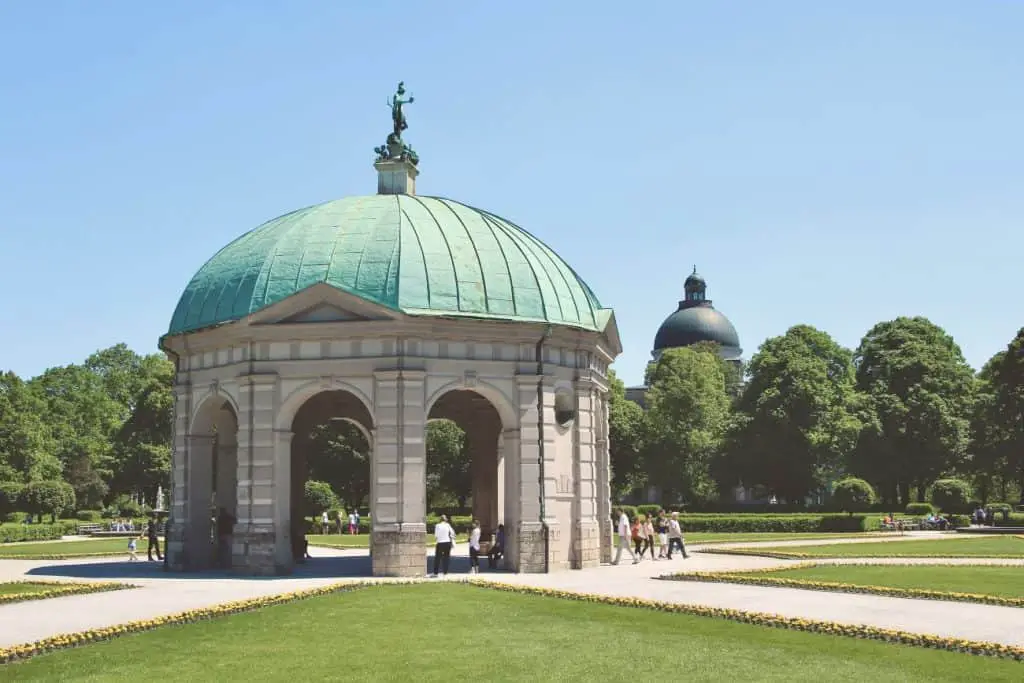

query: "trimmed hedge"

left=0, top=522, right=77, bottom=544
left=905, top=503, right=935, bottom=516
left=675, top=514, right=877, bottom=533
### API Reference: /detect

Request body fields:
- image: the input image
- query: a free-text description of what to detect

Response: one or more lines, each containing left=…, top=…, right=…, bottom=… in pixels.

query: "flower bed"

left=662, top=564, right=1024, bottom=608
left=468, top=580, right=1024, bottom=661
left=0, top=580, right=409, bottom=665
left=0, top=581, right=132, bottom=606
left=0, top=551, right=127, bottom=561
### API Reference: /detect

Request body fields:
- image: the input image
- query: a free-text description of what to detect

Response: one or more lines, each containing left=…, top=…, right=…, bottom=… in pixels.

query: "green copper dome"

left=167, top=195, right=606, bottom=336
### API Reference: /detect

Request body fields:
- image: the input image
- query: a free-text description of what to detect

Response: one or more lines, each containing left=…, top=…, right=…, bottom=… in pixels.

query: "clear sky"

left=1, top=1, right=1021, bottom=386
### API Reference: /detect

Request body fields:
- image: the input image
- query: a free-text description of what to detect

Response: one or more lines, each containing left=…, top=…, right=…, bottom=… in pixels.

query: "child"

left=128, top=535, right=140, bottom=561
left=468, top=519, right=481, bottom=574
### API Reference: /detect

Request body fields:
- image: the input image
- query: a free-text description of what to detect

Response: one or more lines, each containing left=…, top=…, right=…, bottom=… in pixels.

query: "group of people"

left=430, top=516, right=505, bottom=577
left=127, top=515, right=165, bottom=562
left=321, top=509, right=361, bottom=535
left=614, top=508, right=689, bottom=565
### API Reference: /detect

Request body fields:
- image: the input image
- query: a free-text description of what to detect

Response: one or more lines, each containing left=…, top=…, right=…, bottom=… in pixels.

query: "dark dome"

left=653, top=305, right=741, bottom=352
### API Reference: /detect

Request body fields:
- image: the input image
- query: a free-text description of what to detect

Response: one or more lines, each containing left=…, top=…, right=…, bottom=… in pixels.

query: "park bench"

left=77, top=523, right=103, bottom=535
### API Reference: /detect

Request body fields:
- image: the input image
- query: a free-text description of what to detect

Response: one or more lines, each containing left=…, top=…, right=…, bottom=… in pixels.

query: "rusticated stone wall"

left=371, top=529, right=426, bottom=577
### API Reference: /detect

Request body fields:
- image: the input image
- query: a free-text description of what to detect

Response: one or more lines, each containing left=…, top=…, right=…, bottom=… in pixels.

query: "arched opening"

left=187, top=396, right=238, bottom=570
left=427, top=389, right=504, bottom=570
left=289, top=390, right=373, bottom=563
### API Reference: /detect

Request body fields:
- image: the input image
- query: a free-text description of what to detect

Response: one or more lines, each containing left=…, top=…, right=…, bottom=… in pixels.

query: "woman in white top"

left=432, top=514, right=456, bottom=577
left=468, top=519, right=482, bottom=574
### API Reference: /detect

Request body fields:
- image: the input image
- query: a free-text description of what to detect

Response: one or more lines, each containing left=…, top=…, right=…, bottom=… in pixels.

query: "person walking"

left=655, top=510, right=669, bottom=559
left=666, top=511, right=689, bottom=559
left=354, top=509, right=361, bottom=534
left=431, top=514, right=456, bottom=577
left=632, top=515, right=646, bottom=559
left=468, top=519, right=482, bottom=574
left=643, top=515, right=656, bottom=560
left=336, top=509, right=345, bottom=535
left=128, top=535, right=139, bottom=561
left=611, top=508, right=639, bottom=565
left=348, top=510, right=358, bottom=535
left=146, top=515, right=163, bottom=561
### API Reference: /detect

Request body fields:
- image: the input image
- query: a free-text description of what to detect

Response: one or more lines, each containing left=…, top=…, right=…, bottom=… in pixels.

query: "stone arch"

left=190, top=389, right=240, bottom=434
left=276, top=379, right=374, bottom=432
left=425, top=379, right=517, bottom=430
left=425, top=386, right=510, bottom=555
left=287, top=388, right=375, bottom=561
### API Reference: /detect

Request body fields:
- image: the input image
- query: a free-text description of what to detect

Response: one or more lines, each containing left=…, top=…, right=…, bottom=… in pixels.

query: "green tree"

left=307, top=420, right=370, bottom=509
left=426, top=419, right=468, bottom=508
left=20, top=480, right=76, bottom=522
left=852, top=317, right=975, bottom=505
left=930, top=477, right=973, bottom=513
left=0, top=481, right=24, bottom=517
left=983, top=328, right=1024, bottom=503
left=0, top=371, right=61, bottom=482
left=607, top=370, right=646, bottom=498
left=726, top=325, right=863, bottom=502
left=110, top=357, right=174, bottom=503
left=831, top=477, right=876, bottom=514
left=302, top=480, right=338, bottom=517
left=642, top=346, right=731, bottom=504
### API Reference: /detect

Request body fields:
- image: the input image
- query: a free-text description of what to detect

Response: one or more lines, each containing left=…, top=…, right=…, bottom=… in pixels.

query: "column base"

left=514, top=521, right=549, bottom=573
left=232, top=525, right=292, bottom=576
left=372, top=526, right=426, bottom=577
left=599, top=519, right=613, bottom=564
left=572, top=521, right=601, bottom=569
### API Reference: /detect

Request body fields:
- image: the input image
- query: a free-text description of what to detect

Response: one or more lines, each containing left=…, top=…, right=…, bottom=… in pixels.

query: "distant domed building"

left=625, top=268, right=741, bottom=406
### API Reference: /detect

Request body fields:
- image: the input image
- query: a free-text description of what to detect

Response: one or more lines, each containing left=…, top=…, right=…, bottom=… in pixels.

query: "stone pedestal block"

left=372, top=529, right=426, bottom=577
left=515, top=522, right=549, bottom=573
left=232, top=525, right=287, bottom=576
left=165, top=520, right=187, bottom=572
left=572, top=521, right=601, bottom=569
left=600, top=519, right=613, bottom=564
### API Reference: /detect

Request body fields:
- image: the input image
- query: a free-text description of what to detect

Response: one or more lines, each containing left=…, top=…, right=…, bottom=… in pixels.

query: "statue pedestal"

left=375, top=157, right=418, bottom=196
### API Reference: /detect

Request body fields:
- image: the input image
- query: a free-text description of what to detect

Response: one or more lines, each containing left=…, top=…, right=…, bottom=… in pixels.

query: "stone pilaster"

left=371, top=369, right=427, bottom=577
left=232, top=373, right=286, bottom=576
left=571, top=378, right=600, bottom=569
left=595, top=391, right=613, bottom=564
left=166, top=389, right=190, bottom=571
left=509, top=374, right=552, bottom=573
left=182, top=434, right=214, bottom=570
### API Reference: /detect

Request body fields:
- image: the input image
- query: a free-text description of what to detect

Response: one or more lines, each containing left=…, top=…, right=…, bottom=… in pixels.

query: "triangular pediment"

left=281, top=303, right=368, bottom=323
left=247, top=283, right=400, bottom=326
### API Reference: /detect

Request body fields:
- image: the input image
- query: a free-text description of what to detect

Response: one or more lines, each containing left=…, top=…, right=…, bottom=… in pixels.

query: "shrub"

left=0, top=521, right=77, bottom=544
left=931, top=478, right=973, bottom=514
left=612, top=505, right=638, bottom=520
left=0, top=482, right=24, bottom=517
left=636, top=504, right=662, bottom=517
left=303, top=481, right=338, bottom=517
left=74, top=510, right=102, bottom=522
left=831, top=478, right=876, bottom=514
left=676, top=514, right=876, bottom=533
left=904, top=502, right=934, bottom=516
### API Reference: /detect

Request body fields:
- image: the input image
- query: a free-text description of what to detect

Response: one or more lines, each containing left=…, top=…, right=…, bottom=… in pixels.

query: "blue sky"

left=1, top=1, right=1021, bottom=386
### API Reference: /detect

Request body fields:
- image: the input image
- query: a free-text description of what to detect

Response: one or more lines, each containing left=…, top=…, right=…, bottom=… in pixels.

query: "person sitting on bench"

left=488, top=524, right=505, bottom=568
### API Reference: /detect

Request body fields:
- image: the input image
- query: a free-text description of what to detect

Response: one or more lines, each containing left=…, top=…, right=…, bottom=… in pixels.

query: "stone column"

left=232, top=373, right=285, bottom=576
left=167, top=388, right=190, bottom=571
left=595, top=392, right=613, bottom=564
left=509, top=374, right=551, bottom=573
left=371, top=369, right=427, bottom=577
left=571, top=379, right=600, bottom=569
left=467, top=404, right=501, bottom=541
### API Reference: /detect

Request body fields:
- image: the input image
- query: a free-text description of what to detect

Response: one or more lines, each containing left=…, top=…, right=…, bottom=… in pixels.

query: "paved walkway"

left=1, top=533, right=1023, bottom=650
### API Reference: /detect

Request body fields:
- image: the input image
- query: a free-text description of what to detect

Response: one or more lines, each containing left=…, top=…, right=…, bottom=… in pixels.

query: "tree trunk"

left=898, top=481, right=911, bottom=507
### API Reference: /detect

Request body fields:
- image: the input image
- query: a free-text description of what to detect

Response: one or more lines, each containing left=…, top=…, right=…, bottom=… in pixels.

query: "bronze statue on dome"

left=388, top=81, right=414, bottom=140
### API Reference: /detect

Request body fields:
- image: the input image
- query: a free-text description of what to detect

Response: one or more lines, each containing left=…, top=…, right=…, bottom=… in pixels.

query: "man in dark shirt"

left=488, top=524, right=506, bottom=569
left=146, top=515, right=163, bottom=561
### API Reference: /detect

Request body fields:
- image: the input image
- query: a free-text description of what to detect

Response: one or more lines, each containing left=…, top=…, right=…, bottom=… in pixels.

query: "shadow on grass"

left=24, top=550, right=507, bottom=582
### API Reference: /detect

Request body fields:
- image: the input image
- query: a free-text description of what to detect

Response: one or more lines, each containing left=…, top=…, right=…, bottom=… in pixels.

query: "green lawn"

left=4, top=583, right=1022, bottom=682
left=686, top=532, right=879, bottom=545
left=764, top=565, right=1024, bottom=600
left=0, top=582, right=54, bottom=597
left=0, top=539, right=160, bottom=558
left=741, top=536, right=1024, bottom=558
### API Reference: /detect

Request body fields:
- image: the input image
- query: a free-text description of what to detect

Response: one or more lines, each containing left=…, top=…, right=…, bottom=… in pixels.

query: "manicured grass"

left=307, top=534, right=468, bottom=548
left=766, top=565, right=1024, bottom=600
left=0, top=582, right=53, bottom=597
left=4, top=584, right=1022, bottom=681
left=0, top=539, right=161, bottom=559
left=728, top=536, right=1024, bottom=558
left=687, top=532, right=879, bottom=544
